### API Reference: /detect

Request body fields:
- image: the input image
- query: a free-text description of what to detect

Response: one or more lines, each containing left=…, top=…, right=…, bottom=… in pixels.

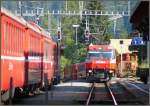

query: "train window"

left=19, top=29, right=21, bottom=54
left=29, top=35, right=31, bottom=54
left=20, top=29, right=23, bottom=54
left=14, top=26, right=16, bottom=53
left=11, top=24, right=13, bottom=53
left=33, top=36, right=35, bottom=55
left=6, top=23, right=9, bottom=52
left=8, top=24, right=11, bottom=53
left=6, top=22, right=9, bottom=52
left=32, top=36, right=33, bottom=54
left=7, top=23, right=9, bottom=52
left=12, top=25, right=15, bottom=53
left=10, top=24, right=12, bottom=53
left=30, top=35, right=32, bottom=55
left=111, top=50, right=115, bottom=59
left=11, top=24, right=14, bottom=53
left=8, top=23, right=11, bottom=53
left=17, top=28, right=19, bottom=54
left=21, top=30, right=23, bottom=53
left=16, top=28, right=18, bottom=53
left=123, top=54, right=126, bottom=61
left=13, top=26, right=15, bottom=53
left=35, top=38, right=37, bottom=54
left=3, top=22, right=6, bottom=51
left=44, top=42, right=49, bottom=60
left=33, top=37, right=35, bottom=55
left=13, top=25, right=15, bottom=53
left=30, top=36, right=31, bottom=53
left=6, top=23, right=8, bottom=52
left=17, top=28, right=19, bottom=53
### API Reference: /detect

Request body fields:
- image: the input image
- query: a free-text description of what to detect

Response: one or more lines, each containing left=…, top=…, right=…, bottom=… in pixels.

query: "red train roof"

left=88, top=43, right=114, bottom=51
left=1, top=7, right=51, bottom=39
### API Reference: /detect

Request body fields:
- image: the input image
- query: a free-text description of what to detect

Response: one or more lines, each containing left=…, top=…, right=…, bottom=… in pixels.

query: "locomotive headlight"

left=96, top=61, right=105, bottom=63
left=88, top=70, right=92, bottom=73
left=109, top=70, right=113, bottom=73
left=110, top=59, right=116, bottom=63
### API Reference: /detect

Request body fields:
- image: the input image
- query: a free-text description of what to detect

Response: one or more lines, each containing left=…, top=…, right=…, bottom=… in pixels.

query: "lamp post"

left=72, top=25, right=79, bottom=45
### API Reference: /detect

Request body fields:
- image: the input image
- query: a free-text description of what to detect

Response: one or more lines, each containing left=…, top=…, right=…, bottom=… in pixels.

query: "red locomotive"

left=85, top=43, right=117, bottom=81
left=1, top=7, right=58, bottom=101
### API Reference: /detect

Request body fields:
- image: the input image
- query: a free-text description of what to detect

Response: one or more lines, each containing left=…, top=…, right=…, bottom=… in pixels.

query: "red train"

left=85, top=44, right=117, bottom=81
left=63, top=63, right=86, bottom=81
left=1, top=8, right=58, bottom=101
left=63, top=44, right=117, bottom=82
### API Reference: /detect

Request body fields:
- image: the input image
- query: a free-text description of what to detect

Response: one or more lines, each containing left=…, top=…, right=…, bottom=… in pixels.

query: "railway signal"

left=84, top=29, right=90, bottom=42
left=57, top=28, right=62, bottom=41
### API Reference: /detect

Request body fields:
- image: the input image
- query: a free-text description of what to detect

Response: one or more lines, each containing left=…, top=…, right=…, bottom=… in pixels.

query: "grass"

left=139, top=60, right=149, bottom=69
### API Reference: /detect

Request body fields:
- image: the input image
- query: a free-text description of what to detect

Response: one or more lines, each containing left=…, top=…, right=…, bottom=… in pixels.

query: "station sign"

left=131, top=37, right=145, bottom=45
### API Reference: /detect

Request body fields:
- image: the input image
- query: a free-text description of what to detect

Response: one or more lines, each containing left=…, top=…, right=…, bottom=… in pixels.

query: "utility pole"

left=120, top=40, right=123, bottom=76
left=65, top=0, right=68, bottom=12
left=114, top=19, right=116, bottom=38
left=56, top=18, right=62, bottom=84
left=79, top=1, right=83, bottom=21
left=109, top=15, right=123, bottom=38
left=128, top=1, right=130, bottom=16
left=18, top=1, right=22, bottom=16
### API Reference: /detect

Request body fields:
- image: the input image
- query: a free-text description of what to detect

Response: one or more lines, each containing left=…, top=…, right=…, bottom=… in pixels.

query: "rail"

left=125, top=81, right=149, bottom=94
left=86, top=83, right=95, bottom=105
left=105, top=82, right=118, bottom=105
left=117, top=80, right=148, bottom=104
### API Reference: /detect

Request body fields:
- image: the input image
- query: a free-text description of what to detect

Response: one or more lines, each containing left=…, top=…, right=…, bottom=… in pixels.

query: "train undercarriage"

left=86, top=69, right=115, bottom=82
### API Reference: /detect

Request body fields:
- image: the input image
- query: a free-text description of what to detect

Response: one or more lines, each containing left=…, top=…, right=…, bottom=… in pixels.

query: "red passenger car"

left=1, top=7, right=57, bottom=101
left=85, top=43, right=117, bottom=81
left=63, top=63, right=86, bottom=81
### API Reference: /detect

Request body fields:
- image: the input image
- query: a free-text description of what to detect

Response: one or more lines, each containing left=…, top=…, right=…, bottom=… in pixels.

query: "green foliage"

left=119, top=30, right=128, bottom=39
left=60, top=1, right=111, bottom=73
left=139, top=59, right=149, bottom=68
left=60, top=56, right=71, bottom=71
left=78, top=46, right=87, bottom=62
left=78, top=1, right=110, bottom=44
left=61, top=1, right=80, bottom=66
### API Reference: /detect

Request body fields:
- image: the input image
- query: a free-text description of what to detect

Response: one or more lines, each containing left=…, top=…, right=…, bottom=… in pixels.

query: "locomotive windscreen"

left=86, top=50, right=115, bottom=60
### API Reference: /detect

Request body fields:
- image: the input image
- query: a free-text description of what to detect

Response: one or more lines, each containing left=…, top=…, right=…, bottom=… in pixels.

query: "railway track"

left=86, top=83, right=95, bottom=105
left=86, top=82, right=118, bottom=105
left=85, top=79, right=148, bottom=105
left=10, top=78, right=148, bottom=105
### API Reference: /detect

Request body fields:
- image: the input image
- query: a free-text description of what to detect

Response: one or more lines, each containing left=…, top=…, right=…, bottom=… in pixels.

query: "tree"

left=78, top=0, right=110, bottom=45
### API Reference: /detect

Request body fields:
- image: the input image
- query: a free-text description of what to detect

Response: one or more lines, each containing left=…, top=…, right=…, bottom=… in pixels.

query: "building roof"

left=130, top=1, right=149, bottom=24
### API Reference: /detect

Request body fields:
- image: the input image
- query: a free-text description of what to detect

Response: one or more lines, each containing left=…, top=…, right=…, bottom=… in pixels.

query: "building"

left=110, top=39, right=132, bottom=54
left=129, top=1, right=149, bottom=65
left=130, top=1, right=149, bottom=41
